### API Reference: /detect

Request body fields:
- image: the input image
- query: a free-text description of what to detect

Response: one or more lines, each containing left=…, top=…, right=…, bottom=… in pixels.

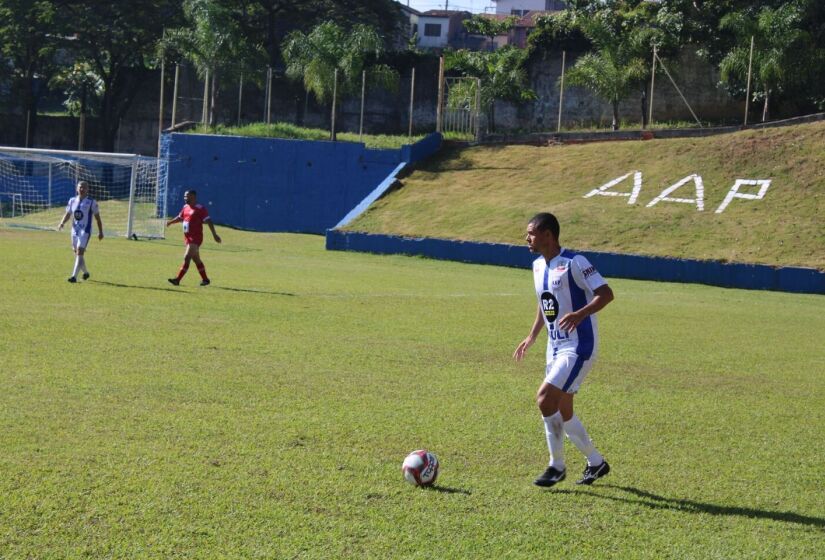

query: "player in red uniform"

left=165, top=190, right=221, bottom=286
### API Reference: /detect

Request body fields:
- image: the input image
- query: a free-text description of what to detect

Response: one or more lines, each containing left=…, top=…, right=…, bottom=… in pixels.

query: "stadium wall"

left=325, top=230, right=825, bottom=295
left=161, top=132, right=441, bottom=233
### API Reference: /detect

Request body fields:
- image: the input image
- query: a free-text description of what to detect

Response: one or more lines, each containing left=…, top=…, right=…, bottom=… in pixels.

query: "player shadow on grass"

left=89, top=280, right=184, bottom=293
left=557, top=484, right=825, bottom=529
left=424, top=485, right=471, bottom=495
left=90, top=280, right=296, bottom=297
left=213, top=286, right=296, bottom=297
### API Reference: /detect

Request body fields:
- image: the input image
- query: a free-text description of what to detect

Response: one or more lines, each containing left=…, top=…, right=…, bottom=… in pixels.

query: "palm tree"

left=281, top=21, right=398, bottom=139
left=166, top=0, right=259, bottom=126
left=719, top=3, right=809, bottom=123
left=445, top=46, right=536, bottom=133
left=563, top=11, right=647, bottom=131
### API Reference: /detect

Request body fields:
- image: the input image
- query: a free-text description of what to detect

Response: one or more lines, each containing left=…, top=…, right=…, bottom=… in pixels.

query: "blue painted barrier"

left=325, top=230, right=825, bottom=295
left=162, top=132, right=441, bottom=233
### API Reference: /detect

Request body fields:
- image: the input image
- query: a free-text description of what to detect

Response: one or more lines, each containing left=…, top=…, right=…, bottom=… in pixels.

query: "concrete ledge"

left=325, top=230, right=825, bottom=295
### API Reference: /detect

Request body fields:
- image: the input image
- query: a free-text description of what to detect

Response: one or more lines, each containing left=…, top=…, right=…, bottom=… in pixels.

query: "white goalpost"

left=0, top=146, right=168, bottom=239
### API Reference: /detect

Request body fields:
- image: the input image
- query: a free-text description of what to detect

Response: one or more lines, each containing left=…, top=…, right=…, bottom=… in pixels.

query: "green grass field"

left=1, top=228, right=823, bottom=558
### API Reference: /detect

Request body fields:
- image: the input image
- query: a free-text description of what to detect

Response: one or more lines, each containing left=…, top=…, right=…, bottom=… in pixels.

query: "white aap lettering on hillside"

left=583, top=171, right=772, bottom=214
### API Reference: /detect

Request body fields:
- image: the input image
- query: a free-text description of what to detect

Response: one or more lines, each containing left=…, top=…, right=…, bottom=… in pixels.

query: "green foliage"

left=165, top=0, right=261, bottom=80
left=48, top=62, right=104, bottom=117
left=227, top=0, right=403, bottom=67
left=0, top=0, right=59, bottom=113
left=563, top=9, right=649, bottom=130
left=528, top=10, right=592, bottom=53
left=718, top=1, right=816, bottom=119
left=445, top=47, right=536, bottom=130
left=193, top=121, right=425, bottom=149
left=462, top=14, right=518, bottom=49
left=282, top=21, right=399, bottom=106
left=0, top=230, right=823, bottom=557
left=57, top=0, right=184, bottom=150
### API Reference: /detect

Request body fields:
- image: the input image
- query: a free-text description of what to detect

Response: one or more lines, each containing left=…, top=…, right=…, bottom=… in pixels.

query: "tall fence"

left=4, top=44, right=822, bottom=155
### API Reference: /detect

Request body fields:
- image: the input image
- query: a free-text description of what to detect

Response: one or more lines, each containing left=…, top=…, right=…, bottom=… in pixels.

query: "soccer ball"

left=402, top=450, right=439, bottom=487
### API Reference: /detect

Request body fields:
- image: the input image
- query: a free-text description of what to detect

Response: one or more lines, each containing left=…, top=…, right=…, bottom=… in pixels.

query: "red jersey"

left=178, top=203, right=210, bottom=243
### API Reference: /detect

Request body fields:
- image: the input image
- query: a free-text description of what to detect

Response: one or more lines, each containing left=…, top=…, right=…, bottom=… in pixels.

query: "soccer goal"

left=0, top=146, right=168, bottom=239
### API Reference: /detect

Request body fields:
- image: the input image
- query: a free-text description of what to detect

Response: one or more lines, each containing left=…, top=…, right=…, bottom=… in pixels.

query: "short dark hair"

left=185, top=190, right=197, bottom=197
left=529, top=212, right=560, bottom=240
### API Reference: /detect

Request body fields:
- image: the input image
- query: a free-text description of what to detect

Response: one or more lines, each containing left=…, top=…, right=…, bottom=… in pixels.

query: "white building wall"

left=493, top=0, right=565, bottom=15
left=417, top=16, right=450, bottom=48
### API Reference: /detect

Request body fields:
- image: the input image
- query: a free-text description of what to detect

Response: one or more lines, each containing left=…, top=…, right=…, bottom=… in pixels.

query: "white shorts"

left=545, top=353, right=596, bottom=394
left=71, top=232, right=91, bottom=250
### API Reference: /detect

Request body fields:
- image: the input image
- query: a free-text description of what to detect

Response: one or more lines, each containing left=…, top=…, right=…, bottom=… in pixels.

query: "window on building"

left=424, top=23, right=442, bottom=37
left=510, top=9, right=528, bottom=16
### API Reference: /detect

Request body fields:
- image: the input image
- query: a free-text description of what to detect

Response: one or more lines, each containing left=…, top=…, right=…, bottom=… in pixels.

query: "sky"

left=402, top=0, right=495, bottom=15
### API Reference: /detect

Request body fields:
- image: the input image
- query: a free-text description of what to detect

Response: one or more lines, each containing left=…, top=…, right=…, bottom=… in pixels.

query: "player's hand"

left=98, top=232, right=104, bottom=240
left=513, top=336, right=535, bottom=361
left=214, top=234, right=222, bottom=244
left=558, top=311, right=583, bottom=333
left=57, top=223, right=64, bottom=231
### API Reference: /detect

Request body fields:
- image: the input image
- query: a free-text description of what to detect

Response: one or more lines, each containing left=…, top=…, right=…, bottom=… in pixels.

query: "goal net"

left=0, top=146, right=168, bottom=239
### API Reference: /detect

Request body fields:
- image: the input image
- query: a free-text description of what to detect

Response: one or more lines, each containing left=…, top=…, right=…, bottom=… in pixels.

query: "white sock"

left=72, top=256, right=82, bottom=278
left=564, top=415, right=603, bottom=466
left=542, top=412, right=565, bottom=470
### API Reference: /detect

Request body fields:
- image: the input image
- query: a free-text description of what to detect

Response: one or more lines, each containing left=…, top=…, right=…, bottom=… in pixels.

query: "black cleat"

left=200, top=279, right=210, bottom=286
left=534, top=466, right=566, bottom=487
left=167, top=278, right=180, bottom=286
left=67, top=276, right=77, bottom=283
left=576, top=460, right=610, bottom=485
left=82, top=272, right=90, bottom=280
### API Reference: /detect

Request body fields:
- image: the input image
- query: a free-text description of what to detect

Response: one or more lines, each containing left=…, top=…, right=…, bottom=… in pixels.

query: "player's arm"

left=95, top=212, right=104, bottom=240
left=205, top=218, right=221, bottom=243
left=166, top=216, right=182, bottom=227
left=558, top=284, right=614, bottom=333
left=57, top=210, right=71, bottom=230
left=513, top=304, right=545, bottom=361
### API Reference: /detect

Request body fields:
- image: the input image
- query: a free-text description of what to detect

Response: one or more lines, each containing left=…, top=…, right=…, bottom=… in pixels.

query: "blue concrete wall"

left=325, top=230, right=825, bottom=295
left=162, top=132, right=441, bottom=233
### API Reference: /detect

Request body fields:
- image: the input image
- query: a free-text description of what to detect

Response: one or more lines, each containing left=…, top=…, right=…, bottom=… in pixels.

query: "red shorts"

left=185, top=234, right=203, bottom=246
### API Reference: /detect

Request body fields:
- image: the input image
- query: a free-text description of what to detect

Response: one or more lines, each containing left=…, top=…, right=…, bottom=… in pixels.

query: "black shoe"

left=82, top=272, right=90, bottom=280
left=534, top=466, right=566, bottom=487
left=167, top=278, right=180, bottom=286
left=67, top=276, right=77, bottom=283
left=576, top=460, right=610, bottom=485
left=200, top=279, right=210, bottom=286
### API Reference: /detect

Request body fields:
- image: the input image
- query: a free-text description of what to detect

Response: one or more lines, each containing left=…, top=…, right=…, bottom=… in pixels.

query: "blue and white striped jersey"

left=66, top=196, right=99, bottom=236
left=532, top=249, right=607, bottom=360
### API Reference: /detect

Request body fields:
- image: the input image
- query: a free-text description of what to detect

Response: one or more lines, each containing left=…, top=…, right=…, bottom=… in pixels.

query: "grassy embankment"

left=346, top=121, right=825, bottom=269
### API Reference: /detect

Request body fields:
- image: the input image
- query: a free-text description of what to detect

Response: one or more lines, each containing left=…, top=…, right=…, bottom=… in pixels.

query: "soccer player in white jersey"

left=57, top=180, right=104, bottom=283
left=513, top=212, right=614, bottom=487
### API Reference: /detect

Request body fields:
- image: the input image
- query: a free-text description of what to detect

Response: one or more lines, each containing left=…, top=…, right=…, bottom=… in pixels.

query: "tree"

left=563, top=9, right=649, bottom=130
left=719, top=2, right=813, bottom=121
left=166, top=0, right=262, bottom=126
left=226, top=0, right=402, bottom=69
left=282, top=21, right=398, bottom=139
left=444, top=46, right=537, bottom=132
left=0, top=0, right=59, bottom=144
left=462, top=14, right=518, bottom=51
left=59, top=0, right=184, bottom=151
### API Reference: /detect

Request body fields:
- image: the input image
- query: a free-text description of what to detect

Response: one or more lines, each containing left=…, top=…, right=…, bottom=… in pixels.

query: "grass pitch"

left=1, top=228, right=823, bottom=558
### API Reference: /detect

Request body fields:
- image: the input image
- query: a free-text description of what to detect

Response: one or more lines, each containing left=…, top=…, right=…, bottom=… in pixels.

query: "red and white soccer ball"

left=402, top=449, right=439, bottom=487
